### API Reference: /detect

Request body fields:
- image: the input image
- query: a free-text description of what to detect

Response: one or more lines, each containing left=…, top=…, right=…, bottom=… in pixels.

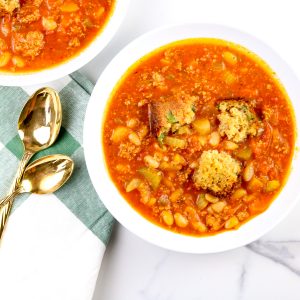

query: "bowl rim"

left=83, top=23, right=300, bottom=253
left=0, top=0, right=130, bottom=86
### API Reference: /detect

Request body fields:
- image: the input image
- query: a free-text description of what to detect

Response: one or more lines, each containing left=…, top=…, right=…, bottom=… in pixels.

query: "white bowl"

left=0, top=0, right=130, bottom=86
left=84, top=23, right=300, bottom=253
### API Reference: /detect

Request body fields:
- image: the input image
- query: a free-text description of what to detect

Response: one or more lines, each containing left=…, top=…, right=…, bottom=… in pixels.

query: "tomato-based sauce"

left=0, top=0, right=115, bottom=72
left=103, top=39, right=295, bottom=236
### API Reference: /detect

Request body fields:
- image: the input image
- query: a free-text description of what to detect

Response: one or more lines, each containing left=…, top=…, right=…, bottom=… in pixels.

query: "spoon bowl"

left=0, top=155, right=74, bottom=210
left=21, top=155, right=74, bottom=194
left=18, top=87, right=62, bottom=153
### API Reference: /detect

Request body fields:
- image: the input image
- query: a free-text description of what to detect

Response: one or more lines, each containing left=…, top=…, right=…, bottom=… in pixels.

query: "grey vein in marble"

left=139, top=252, right=170, bottom=300
left=246, top=240, right=300, bottom=276
left=238, top=262, right=247, bottom=300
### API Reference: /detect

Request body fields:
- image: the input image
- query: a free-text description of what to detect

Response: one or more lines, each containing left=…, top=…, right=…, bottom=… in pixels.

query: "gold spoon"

left=0, top=87, right=62, bottom=238
left=0, top=155, right=74, bottom=235
left=15, top=87, right=62, bottom=186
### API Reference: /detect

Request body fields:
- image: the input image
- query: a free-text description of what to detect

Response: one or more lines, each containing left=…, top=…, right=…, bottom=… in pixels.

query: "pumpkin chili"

left=103, top=39, right=295, bottom=236
left=0, top=0, right=115, bottom=72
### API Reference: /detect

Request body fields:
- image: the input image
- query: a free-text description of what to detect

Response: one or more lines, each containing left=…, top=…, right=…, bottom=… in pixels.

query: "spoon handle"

left=0, top=189, right=21, bottom=239
left=0, top=190, right=21, bottom=209
left=0, top=151, right=33, bottom=240
left=0, top=201, right=12, bottom=240
left=10, top=151, right=34, bottom=192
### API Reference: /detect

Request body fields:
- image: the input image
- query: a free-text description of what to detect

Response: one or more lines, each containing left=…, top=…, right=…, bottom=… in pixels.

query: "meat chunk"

left=16, top=4, right=41, bottom=24
left=217, top=100, right=262, bottom=143
left=0, top=0, right=19, bottom=14
left=193, top=150, right=241, bottom=195
left=149, top=91, right=198, bottom=137
left=12, top=31, right=45, bottom=58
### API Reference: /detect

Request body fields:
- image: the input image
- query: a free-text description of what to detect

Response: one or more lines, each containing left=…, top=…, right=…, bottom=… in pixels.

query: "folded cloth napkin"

left=0, top=72, right=114, bottom=300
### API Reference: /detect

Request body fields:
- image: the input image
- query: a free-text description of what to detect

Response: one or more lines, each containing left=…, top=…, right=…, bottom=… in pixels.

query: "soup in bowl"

left=0, top=0, right=129, bottom=85
left=84, top=24, right=300, bottom=253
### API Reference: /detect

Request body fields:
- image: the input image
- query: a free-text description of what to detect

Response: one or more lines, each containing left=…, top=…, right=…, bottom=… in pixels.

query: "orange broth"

left=0, top=0, right=115, bottom=72
left=103, top=39, right=295, bottom=236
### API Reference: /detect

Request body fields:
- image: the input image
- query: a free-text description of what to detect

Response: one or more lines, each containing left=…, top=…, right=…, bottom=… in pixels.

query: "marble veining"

left=94, top=210, right=300, bottom=300
left=247, top=240, right=300, bottom=276
left=139, top=252, right=170, bottom=300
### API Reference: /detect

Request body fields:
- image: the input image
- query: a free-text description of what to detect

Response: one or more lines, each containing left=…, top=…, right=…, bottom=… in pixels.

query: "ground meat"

left=12, top=31, right=45, bottom=58
left=0, top=0, right=19, bottom=14
left=149, top=91, right=198, bottom=137
left=58, top=16, right=86, bottom=39
left=0, top=37, right=8, bottom=50
left=152, top=72, right=166, bottom=89
left=68, top=37, right=80, bottom=48
left=217, top=100, right=262, bottom=143
left=193, top=150, right=241, bottom=195
left=16, top=4, right=41, bottom=24
left=118, top=142, right=141, bottom=160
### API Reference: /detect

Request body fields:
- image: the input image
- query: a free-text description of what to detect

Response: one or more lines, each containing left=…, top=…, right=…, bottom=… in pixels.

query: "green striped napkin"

left=0, top=72, right=114, bottom=300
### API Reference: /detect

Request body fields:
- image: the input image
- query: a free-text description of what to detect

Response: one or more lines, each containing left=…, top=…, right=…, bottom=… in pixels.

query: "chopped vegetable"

left=209, top=131, right=221, bottom=146
left=177, top=125, right=192, bottom=135
left=111, top=126, right=131, bottom=143
left=159, top=161, right=182, bottom=171
left=42, top=17, right=57, bottom=31
left=223, top=141, right=239, bottom=150
left=166, top=110, right=177, bottom=124
left=173, top=153, right=186, bottom=165
left=247, top=176, right=264, bottom=192
left=161, top=210, right=174, bottom=226
left=192, top=118, right=211, bottom=135
left=205, top=193, right=219, bottom=203
left=137, top=182, right=151, bottom=204
left=211, top=201, right=227, bottom=213
left=170, top=188, right=184, bottom=202
left=126, top=178, right=141, bottom=192
left=12, top=55, right=25, bottom=67
left=196, top=194, right=208, bottom=210
left=222, top=51, right=238, bottom=65
left=144, top=155, right=159, bottom=169
left=231, top=188, right=247, bottom=199
left=235, top=147, right=252, bottom=161
left=138, top=167, right=163, bottom=191
left=164, top=136, right=186, bottom=149
left=61, top=2, right=79, bottom=13
left=158, top=133, right=165, bottom=144
left=265, top=180, right=280, bottom=192
left=174, top=213, right=189, bottom=228
left=128, top=132, right=141, bottom=146
left=225, top=216, right=239, bottom=229
left=223, top=71, right=237, bottom=85
left=0, top=51, right=11, bottom=67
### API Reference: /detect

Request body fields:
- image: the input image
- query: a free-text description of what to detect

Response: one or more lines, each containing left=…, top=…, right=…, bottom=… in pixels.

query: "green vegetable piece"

left=235, top=147, right=252, bottom=161
left=158, top=133, right=165, bottom=144
left=241, top=105, right=248, bottom=112
left=138, top=167, right=162, bottom=191
left=166, top=110, right=177, bottom=124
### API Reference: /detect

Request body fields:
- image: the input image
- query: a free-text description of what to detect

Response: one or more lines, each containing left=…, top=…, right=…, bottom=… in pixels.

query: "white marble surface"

left=79, top=0, right=300, bottom=299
